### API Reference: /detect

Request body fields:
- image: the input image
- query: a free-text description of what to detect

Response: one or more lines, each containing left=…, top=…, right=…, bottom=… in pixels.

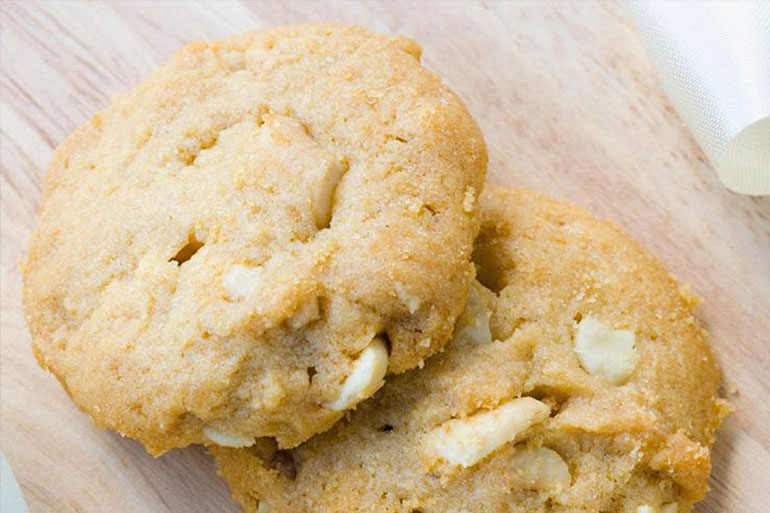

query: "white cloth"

left=626, top=1, right=770, bottom=195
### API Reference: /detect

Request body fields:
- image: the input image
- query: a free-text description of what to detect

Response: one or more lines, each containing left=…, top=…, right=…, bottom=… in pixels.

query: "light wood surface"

left=1, top=1, right=768, bottom=512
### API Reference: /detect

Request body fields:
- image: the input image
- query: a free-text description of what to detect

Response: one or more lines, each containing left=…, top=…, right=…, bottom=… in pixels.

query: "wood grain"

left=1, top=1, right=768, bottom=512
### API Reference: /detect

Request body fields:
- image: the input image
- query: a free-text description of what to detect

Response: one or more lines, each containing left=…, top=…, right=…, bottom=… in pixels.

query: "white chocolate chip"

left=223, top=264, right=264, bottom=299
left=255, top=114, right=346, bottom=229
left=310, top=158, right=347, bottom=229
left=257, top=501, right=271, bottom=513
left=574, top=317, right=637, bottom=385
left=203, top=427, right=255, bottom=448
left=423, top=397, right=550, bottom=468
left=454, top=284, right=492, bottom=344
left=463, top=185, right=476, bottom=213
left=637, top=504, right=678, bottom=513
left=394, top=281, right=421, bottom=314
left=287, top=296, right=320, bottom=329
left=325, top=337, right=389, bottom=411
left=510, top=446, right=571, bottom=491
left=252, top=378, right=285, bottom=412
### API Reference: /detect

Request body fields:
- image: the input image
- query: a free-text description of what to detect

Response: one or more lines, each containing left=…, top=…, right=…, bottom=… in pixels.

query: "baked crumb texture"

left=22, top=24, right=487, bottom=454
left=213, top=187, right=729, bottom=513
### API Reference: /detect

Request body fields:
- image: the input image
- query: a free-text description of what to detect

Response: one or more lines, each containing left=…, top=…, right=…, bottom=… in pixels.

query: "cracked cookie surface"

left=213, top=186, right=728, bottom=513
left=22, top=24, right=487, bottom=454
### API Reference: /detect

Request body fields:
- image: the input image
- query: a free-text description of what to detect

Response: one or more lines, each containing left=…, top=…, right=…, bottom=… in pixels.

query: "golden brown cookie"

left=213, top=186, right=729, bottom=513
left=22, top=24, right=487, bottom=454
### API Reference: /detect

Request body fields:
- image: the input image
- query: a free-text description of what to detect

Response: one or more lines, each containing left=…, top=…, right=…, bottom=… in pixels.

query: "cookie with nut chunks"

left=22, top=24, right=487, bottom=455
left=213, top=186, right=729, bottom=513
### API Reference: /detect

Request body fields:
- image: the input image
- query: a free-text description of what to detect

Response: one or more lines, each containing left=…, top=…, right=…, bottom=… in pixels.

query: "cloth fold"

left=626, top=1, right=770, bottom=195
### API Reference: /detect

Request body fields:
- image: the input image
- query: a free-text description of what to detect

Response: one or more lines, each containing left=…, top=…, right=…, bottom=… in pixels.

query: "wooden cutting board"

left=1, top=2, right=768, bottom=512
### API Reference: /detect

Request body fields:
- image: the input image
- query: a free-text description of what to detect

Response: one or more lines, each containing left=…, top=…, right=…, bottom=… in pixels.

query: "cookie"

left=22, top=24, right=487, bottom=454
left=213, top=186, right=729, bottom=513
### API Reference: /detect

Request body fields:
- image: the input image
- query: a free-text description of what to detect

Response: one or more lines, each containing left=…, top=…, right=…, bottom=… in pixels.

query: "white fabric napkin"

left=626, top=1, right=770, bottom=195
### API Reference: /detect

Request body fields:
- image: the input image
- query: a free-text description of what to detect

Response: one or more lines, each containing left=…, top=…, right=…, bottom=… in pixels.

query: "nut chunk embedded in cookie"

left=324, top=337, right=389, bottom=411
left=574, top=317, right=638, bottom=385
left=422, top=397, right=550, bottom=469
